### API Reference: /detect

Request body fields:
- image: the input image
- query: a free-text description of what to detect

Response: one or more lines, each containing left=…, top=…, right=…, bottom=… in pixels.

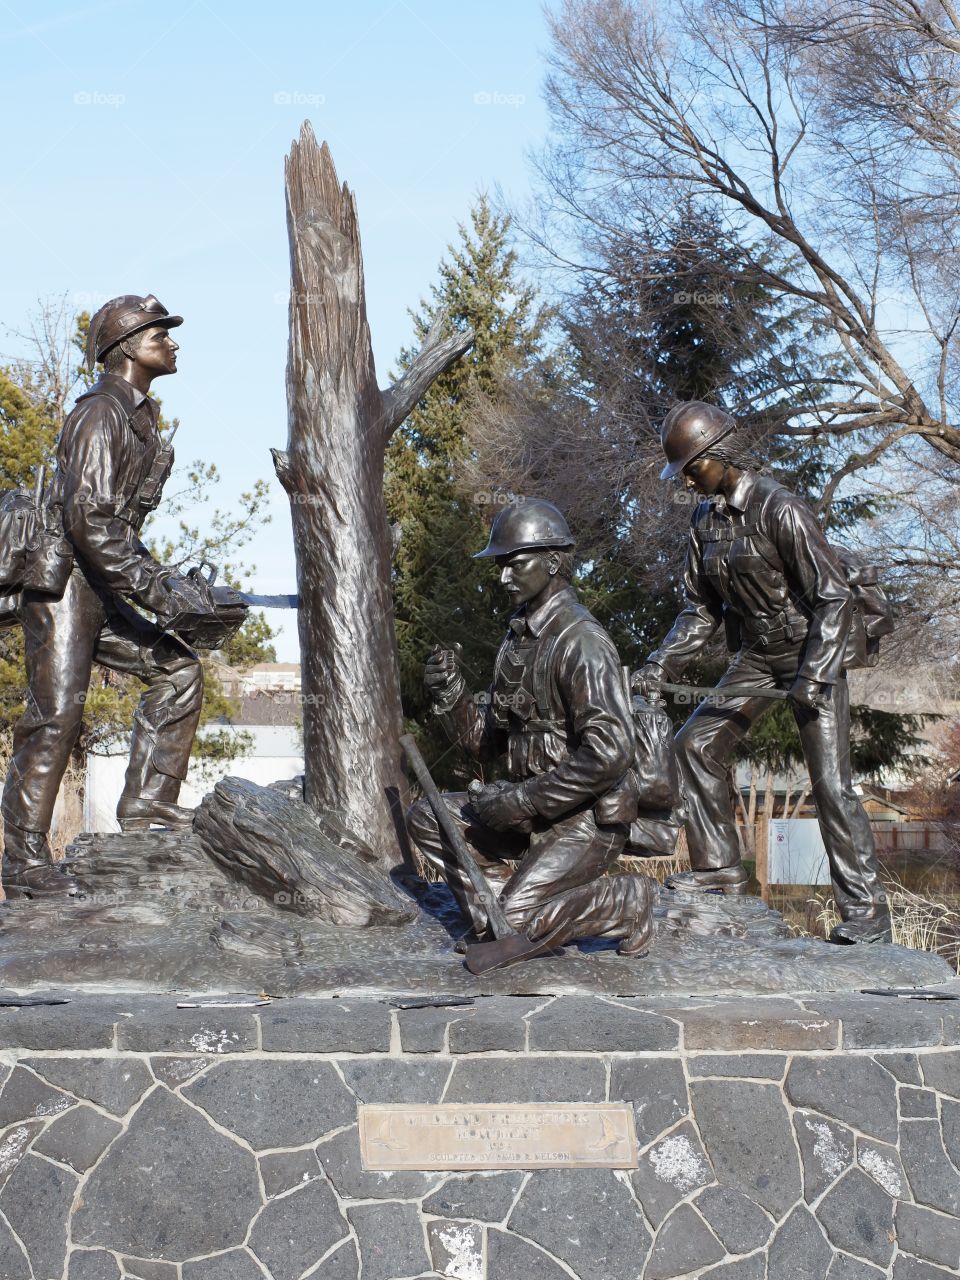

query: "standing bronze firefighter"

left=636, top=401, right=892, bottom=944
left=407, top=498, right=655, bottom=957
left=1, top=295, right=223, bottom=898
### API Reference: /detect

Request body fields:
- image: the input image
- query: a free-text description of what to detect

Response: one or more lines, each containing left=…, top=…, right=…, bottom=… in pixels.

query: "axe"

left=400, top=735, right=560, bottom=974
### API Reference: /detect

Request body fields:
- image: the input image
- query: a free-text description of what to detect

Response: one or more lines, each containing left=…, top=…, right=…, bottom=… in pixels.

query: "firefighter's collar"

left=513, top=585, right=578, bottom=638
left=723, top=470, right=757, bottom=513
left=95, top=372, right=156, bottom=413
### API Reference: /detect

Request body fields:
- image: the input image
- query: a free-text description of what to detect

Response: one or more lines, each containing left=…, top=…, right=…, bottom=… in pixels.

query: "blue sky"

left=1, top=0, right=553, bottom=658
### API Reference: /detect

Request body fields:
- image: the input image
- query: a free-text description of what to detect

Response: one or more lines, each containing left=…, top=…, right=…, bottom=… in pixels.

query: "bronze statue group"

left=1, top=294, right=892, bottom=956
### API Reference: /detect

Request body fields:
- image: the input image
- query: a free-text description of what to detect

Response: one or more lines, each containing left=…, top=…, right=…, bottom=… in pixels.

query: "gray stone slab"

left=691, top=1079, right=801, bottom=1217
left=249, top=1178, right=348, bottom=1280
left=397, top=1004, right=464, bottom=1053
left=630, top=1121, right=713, bottom=1227
left=893, top=1255, right=958, bottom=1279
left=527, top=995, right=679, bottom=1051
left=920, top=1049, right=960, bottom=1098
left=900, top=1117, right=960, bottom=1215
left=29, top=1056, right=153, bottom=1117
left=428, top=1220, right=483, bottom=1280
left=0, top=1150, right=75, bottom=1278
left=701, top=1256, right=765, bottom=1280
left=645, top=1202, right=724, bottom=1279
left=687, top=1053, right=787, bottom=1080
left=423, top=1171, right=525, bottom=1224
left=607, top=1057, right=688, bottom=1146
left=803, top=997, right=941, bottom=1050
left=895, top=1201, right=960, bottom=1269
left=149, top=1056, right=211, bottom=1088
left=900, top=1085, right=938, bottom=1118
left=115, top=1002, right=259, bottom=1053
left=683, top=1000, right=836, bottom=1051
left=444, top=1057, right=606, bottom=1104
left=0, top=1001, right=117, bottom=1049
left=182, top=1247, right=268, bottom=1279
left=509, top=1168, right=650, bottom=1280
left=338, top=1057, right=451, bottom=1104
left=0, top=1064, right=75, bottom=1126
left=787, top=1056, right=898, bottom=1143
left=68, top=1250, right=123, bottom=1280
left=258, top=999, right=391, bottom=1052
left=611, top=1049, right=686, bottom=1152
left=943, top=1098, right=960, bottom=1166
left=818, top=1166, right=896, bottom=1268
left=695, top=1185, right=774, bottom=1254
left=0, top=1120, right=43, bottom=1190
left=448, top=997, right=545, bottom=1053
left=316, top=1125, right=444, bottom=1200
left=856, top=1137, right=906, bottom=1200
left=767, top=1203, right=834, bottom=1280
left=347, top=1202, right=430, bottom=1280
left=185, top=1060, right=355, bottom=1148
left=122, top=1259, right=178, bottom=1279
left=72, top=1086, right=260, bottom=1261
left=793, top=1110, right=854, bottom=1201
left=876, top=1052, right=922, bottom=1084
left=33, top=1103, right=122, bottom=1172
left=0, top=1210, right=30, bottom=1278
left=259, top=1148, right=322, bottom=1198
left=308, top=1240, right=358, bottom=1280
left=826, top=1256, right=886, bottom=1279
left=487, top=1228, right=578, bottom=1278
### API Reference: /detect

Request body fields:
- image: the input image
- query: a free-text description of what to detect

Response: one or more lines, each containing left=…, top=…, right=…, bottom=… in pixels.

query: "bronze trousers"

left=2, top=569, right=203, bottom=835
left=674, top=642, right=884, bottom=919
left=407, top=791, right=650, bottom=946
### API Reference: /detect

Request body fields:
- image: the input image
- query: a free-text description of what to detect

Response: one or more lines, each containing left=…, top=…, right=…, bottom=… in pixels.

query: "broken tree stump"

left=275, top=124, right=474, bottom=868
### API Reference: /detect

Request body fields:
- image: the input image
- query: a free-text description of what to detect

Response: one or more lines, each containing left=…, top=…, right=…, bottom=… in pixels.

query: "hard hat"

left=659, top=401, right=736, bottom=480
left=473, top=498, right=575, bottom=559
left=86, top=294, right=183, bottom=368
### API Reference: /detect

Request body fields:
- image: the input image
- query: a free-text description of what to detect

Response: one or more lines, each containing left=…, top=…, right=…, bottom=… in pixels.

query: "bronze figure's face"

left=131, top=324, right=179, bottom=377
left=496, top=549, right=559, bottom=607
left=682, top=455, right=728, bottom=495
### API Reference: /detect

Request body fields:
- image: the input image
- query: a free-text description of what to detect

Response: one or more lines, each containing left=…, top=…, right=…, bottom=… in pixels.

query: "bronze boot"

left=2, top=828, right=81, bottom=899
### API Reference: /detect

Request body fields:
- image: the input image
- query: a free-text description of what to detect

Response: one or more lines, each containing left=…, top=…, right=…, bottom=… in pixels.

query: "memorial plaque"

left=359, top=1103, right=638, bottom=1170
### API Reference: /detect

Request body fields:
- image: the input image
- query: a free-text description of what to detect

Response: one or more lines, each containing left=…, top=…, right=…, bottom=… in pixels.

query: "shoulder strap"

left=531, top=609, right=597, bottom=720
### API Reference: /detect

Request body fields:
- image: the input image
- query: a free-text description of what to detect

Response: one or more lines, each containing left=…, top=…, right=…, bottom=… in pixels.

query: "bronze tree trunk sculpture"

left=273, top=124, right=473, bottom=866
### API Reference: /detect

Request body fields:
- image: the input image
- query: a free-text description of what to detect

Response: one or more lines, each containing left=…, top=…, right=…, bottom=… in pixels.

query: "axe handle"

left=400, top=734, right=516, bottom=939
left=660, top=681, right=788, bottom=702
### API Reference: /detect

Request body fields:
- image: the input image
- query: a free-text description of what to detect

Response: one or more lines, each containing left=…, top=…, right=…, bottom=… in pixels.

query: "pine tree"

left=385, top=197, right=549, bottom=781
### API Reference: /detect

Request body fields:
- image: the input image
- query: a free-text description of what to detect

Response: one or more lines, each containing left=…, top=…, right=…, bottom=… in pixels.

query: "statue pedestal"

left=1, top=988, right=959, bottom=1277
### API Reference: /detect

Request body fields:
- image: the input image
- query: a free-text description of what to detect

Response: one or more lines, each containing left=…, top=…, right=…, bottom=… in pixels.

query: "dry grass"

left=810, top=877, right=960, bottom=972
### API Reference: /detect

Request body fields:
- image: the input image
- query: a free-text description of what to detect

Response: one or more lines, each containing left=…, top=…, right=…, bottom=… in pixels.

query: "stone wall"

left=0, top=991, right=958, bottom=1279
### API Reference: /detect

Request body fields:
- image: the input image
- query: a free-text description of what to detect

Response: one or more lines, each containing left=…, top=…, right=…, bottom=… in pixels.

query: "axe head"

left=463, top=931, right=562, bottom=975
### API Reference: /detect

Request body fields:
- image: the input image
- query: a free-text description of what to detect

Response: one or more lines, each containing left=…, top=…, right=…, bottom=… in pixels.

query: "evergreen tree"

left=385, top=196, right=549, bottom=781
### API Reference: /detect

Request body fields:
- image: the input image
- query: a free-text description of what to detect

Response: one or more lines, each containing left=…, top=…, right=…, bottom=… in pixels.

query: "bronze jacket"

left=649, top=471, right=853, bottom=685
left=51, top=373, right=173, bottom=612
left=437, top=586, right=637, bottom=822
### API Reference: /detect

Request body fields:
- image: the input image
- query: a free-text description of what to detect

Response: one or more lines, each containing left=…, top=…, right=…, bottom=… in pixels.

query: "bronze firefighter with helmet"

left=635, top=401, right=891, bottom=944
left=406, top=497, right=655, bottom=956
left=1, top=294, right=231, bottom=899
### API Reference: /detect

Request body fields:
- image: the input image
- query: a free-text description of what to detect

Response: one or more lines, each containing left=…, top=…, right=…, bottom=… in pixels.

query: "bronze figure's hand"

left=424, top=643, right=465, bottom=706
left=632, top=663, right=666, bottom=698
left=466, top=779, right=536, bottom=832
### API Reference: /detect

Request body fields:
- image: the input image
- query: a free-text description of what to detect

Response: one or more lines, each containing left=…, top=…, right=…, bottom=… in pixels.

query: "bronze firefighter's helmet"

left=659, top=401, right=736, bottom=480
left=473, top=498, right=575, bottom=559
